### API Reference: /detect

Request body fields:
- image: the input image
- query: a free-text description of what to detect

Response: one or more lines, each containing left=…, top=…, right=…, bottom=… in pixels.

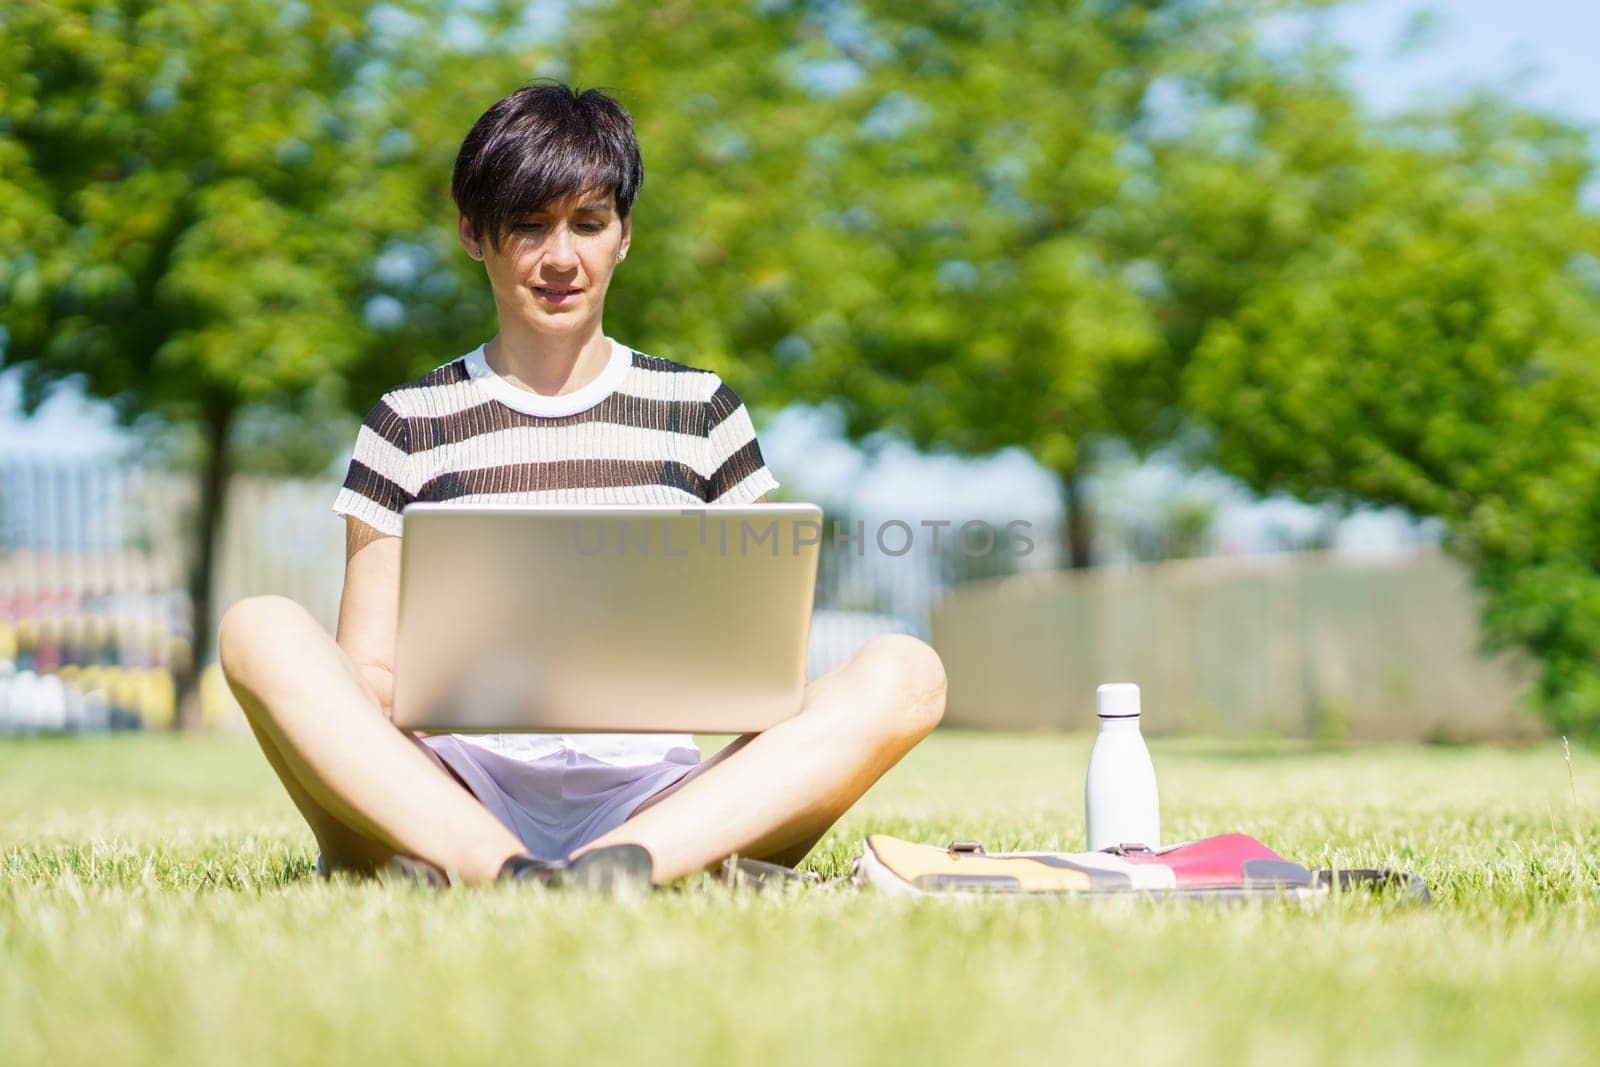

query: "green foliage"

left=1183, top=95, right=1600, bottom=735
left=0, top=0, right=689, bottom=427
left=557, top=0, right=1381, bottom=576
left=0, top=0, right=532, bottom=430
left=562, top=0, right=1205, bottom=475
left=0, top=0, right=515, bottom=679
left=137, top=392, right=363, bottom=478
left=4, top=1, right=367, bottom=417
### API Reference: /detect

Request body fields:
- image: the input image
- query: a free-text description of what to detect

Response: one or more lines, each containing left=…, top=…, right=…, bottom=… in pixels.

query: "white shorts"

left=420, top=734, right=701, bottom=861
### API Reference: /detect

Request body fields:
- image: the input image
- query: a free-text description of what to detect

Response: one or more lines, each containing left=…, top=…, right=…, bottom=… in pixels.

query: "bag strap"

left=1314, top=867, right=1432, bottom=905
left=945, top=840, right=1161, bottom=857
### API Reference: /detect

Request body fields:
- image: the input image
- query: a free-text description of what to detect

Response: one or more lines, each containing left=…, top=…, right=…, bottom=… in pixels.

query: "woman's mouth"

left=535, top=286, right=581, bottom=305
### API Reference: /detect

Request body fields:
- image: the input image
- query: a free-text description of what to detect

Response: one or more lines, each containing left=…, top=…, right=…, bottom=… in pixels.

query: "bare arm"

left=335, top=516, right=403, bottom=720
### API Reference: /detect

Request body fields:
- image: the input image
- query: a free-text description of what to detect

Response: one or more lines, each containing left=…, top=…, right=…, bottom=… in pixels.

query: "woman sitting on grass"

left=218, top=82, right=947, bottom=890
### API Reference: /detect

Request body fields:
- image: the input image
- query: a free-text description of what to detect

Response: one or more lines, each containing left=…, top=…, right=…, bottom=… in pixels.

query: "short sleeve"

left=704, top=381, right=781, bottom=504
left=331, top=396, right=416, bottom=536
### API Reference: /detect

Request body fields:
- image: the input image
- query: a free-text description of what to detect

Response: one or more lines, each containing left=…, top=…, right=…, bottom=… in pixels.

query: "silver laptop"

left=390, top=503, right=822, bottom=733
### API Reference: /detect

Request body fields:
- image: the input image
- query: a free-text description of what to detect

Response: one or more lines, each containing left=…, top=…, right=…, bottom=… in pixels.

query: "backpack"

left=853, top=833, right=1429, bottom=903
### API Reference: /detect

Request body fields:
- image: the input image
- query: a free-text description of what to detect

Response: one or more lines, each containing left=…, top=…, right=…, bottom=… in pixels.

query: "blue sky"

left=4, top=0, right=1597, bottom=549
left=1328, top=0, right=1600, bottom=124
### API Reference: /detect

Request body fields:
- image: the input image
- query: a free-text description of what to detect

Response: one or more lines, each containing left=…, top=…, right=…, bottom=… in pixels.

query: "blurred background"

left=2, top=0, right=1597, bottom=742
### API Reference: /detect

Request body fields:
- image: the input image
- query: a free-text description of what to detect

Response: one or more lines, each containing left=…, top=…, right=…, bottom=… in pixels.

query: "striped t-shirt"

left=331, top=335, right=780, bottom=768
left=333, top=336, right=779, bottom=536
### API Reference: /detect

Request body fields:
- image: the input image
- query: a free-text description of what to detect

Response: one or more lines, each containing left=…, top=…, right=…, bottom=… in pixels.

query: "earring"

left=472, top=249, right=484, bottom=259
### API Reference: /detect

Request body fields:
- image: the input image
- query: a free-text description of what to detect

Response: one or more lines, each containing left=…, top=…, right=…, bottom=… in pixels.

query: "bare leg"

left=242, top=713, right=471, bottom=877
left=577, top=634, right=947, bottom=882
left=219, top=595, right=527, bottom=884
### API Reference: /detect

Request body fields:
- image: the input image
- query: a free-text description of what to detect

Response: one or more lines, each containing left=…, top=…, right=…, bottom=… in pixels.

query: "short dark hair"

left=451, top=82, right=644, bottom=254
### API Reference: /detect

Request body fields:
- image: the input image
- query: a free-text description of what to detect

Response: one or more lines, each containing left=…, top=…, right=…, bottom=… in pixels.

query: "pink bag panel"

left=1115, top=834, right=1313, bottom=889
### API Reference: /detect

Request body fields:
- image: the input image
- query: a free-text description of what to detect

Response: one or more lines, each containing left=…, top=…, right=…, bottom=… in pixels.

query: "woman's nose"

left=544, top=226, right=580, bottom=270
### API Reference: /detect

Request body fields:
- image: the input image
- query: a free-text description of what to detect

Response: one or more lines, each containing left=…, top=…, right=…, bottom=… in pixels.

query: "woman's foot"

left=498, top=844, right=654, bottom=895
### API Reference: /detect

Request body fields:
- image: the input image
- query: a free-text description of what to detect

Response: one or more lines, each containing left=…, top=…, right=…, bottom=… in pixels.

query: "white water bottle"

left=1085, top=682, right=1160, bottom=851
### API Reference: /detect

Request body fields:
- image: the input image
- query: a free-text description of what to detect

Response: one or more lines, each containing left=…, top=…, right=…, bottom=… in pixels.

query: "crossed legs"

left=218, top=595, right=947, bottom=885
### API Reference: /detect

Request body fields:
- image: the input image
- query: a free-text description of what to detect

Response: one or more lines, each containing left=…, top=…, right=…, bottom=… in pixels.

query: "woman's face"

left=459, top=189, right=631, bottom=337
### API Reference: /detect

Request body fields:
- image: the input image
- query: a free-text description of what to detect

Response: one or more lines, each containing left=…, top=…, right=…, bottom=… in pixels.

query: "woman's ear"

left=617, top=214, right=632, bottom=261
left=458, top=214, right=484, bottom=259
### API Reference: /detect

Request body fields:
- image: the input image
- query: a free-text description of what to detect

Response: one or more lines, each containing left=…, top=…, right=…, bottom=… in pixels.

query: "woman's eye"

left=516, top=221, right=605, bottom=234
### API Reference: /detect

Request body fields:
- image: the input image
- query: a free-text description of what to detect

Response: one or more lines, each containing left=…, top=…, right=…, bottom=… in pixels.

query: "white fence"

left=932, top=548, right=1544, bottom=741
left=5, top=460, right=1543, bottom=740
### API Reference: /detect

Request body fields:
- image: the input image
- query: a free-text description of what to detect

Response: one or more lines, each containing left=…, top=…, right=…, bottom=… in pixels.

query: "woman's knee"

left=218, top=595, right=318, bottom=696
left=849, top=634, right=947, bottom=741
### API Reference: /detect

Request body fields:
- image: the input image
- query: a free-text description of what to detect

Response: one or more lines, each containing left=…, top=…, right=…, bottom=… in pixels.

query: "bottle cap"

left=1096, top=682, right=1141, bottom=718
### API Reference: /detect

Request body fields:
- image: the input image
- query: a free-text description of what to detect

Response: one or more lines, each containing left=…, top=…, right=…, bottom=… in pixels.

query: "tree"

left=12, top=0, right=1599, bottom=736
left=557, top=0, right=1345, bottom=567
left=1183, top=94, right=1600, bottom=735
left=559, top=1, right=1600, bottom=732
left=0, top=0, right=488, bottom=717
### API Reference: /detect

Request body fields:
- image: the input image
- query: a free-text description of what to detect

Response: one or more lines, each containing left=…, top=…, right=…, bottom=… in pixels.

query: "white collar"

left=463, top=336, right=632, bottom=417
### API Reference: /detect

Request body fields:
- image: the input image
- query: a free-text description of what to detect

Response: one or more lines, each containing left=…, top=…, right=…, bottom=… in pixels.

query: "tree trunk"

left=177, top=394, right=234, bottom=729
left=1060, top=468, right=1093, bottom=570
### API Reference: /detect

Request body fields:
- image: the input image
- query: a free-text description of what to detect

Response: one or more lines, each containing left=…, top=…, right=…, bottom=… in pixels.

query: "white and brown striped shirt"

left=333, top=336, right=780, bottom=536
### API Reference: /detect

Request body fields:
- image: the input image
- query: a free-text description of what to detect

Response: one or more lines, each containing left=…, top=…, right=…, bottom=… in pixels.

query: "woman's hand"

left=353, top=661, right=398, bottom=722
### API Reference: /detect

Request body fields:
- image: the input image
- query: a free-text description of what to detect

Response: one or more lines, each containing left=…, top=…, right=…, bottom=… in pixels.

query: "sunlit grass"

left=2, top=732, right=1597, bottom=1066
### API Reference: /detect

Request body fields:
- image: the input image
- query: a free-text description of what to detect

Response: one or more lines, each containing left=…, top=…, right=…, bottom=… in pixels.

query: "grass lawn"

left=2, top=730, right=1597, bottom=1066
